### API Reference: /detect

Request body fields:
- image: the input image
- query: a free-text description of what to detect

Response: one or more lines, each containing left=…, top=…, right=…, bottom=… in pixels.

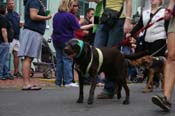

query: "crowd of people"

left=0, top=0, right=175, bottom=112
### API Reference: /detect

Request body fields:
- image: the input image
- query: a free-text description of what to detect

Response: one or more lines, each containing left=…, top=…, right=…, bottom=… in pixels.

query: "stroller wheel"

left=43, top=71, right=52, bottom=79
left=30, top=68, right=34, bottom=77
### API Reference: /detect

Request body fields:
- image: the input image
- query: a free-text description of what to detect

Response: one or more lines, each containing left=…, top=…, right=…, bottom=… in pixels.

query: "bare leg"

left=22, top=56, right=32, bottom=86
left=164, top=33, right=175, bottom=102
left=13, top=50, right=19, bottom=74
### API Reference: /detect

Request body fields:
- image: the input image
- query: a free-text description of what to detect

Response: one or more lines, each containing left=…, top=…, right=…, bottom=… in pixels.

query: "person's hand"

left=131, top=43, right=137, bottom=48
left=46, top=14, right=52, bottom=20
left=125, top=33, right=131, bottom=38
left=4, top=42, right=9, bottom=46
left=90, top=17, right=94, bottom=24
left=124, top=19, right=132, bottom=33
left=125, top=33, right=136, bottom=48
left=130, top=37, right=136, bottom=44
left=164, top=9, right=173, bottom=20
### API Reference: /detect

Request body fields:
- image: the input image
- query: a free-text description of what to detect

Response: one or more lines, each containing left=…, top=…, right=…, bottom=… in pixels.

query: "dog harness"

left=86, top=47, right=103, bottom=75
left=151, top=56, right=165, bottom=69
left=76, top=40, right=104, bottom=75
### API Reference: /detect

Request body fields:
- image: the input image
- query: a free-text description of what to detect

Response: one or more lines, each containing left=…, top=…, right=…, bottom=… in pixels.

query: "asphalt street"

left=0, top=83, right=175, bottom=116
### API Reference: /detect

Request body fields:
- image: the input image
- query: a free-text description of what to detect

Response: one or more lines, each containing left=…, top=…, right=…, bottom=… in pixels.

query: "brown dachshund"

left=128, top=55, right=166, bottom=93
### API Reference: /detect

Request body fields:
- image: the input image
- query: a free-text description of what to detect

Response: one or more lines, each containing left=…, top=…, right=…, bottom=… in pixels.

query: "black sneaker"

left=14, top=72, right=23, bottom=78
left=6, top=74, right=14, bottom=80
left=152, top=95, right=171, bottom=112
left=0, top=77, right=6, bottom=80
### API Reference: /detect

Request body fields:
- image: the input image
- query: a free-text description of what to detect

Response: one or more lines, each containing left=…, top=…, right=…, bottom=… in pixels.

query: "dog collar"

left=76, top=40, right=84, bottom=58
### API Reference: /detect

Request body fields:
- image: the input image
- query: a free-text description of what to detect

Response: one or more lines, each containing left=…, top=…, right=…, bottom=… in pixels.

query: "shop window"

left=78, top=0, right=89, bottom=16
left=0, top=0, right=7, bottom=3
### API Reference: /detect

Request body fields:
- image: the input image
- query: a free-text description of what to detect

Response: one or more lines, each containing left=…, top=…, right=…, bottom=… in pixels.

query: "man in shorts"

left=6, top=0, right=22, bottom=78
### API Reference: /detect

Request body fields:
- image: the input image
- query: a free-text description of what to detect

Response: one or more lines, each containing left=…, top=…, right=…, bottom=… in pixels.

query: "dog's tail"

left=124, top=50, right=149, bottom=60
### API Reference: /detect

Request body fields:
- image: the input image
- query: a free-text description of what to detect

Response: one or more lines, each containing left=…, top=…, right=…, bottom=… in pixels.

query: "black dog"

left=64, top=39, right=148, bottom=105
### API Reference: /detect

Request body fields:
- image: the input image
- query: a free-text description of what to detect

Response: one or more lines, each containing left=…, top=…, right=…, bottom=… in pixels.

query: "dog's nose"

left=63, top=47, right=68, bottom=53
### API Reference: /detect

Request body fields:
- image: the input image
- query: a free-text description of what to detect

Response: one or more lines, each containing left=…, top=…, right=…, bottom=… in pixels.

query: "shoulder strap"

left=103, top=0, right=106, bottom=10
left=146, top=7, right=163, bottom=27
left=143, top=7, right=163, bottom=37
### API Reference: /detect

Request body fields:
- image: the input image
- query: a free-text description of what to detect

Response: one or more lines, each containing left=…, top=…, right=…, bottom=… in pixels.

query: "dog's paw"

left=77, top=99, right=83, bottom=103
left=123, top=100, right=129, bottom=105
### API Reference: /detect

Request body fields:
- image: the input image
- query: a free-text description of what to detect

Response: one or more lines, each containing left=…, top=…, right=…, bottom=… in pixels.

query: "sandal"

left=22, top=85, right=41, bottom=91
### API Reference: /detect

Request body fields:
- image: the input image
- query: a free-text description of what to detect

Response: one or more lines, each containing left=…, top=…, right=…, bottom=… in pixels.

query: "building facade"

left=1, top=0, right=152, bottom=51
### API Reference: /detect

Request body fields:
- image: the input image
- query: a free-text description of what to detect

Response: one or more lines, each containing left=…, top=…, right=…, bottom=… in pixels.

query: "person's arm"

left=1, top=28, right=8, bottom=43
left=165, top=0, right=175, bottom=20
left=124, top=0, right=132, bottom=33
left=168, top=0, right=175, bottom=10
left=130, top=16, right=144, bottom=38
left=30, top=8, right=51, bottom=21
left=81, top=24, right=94, bottom=30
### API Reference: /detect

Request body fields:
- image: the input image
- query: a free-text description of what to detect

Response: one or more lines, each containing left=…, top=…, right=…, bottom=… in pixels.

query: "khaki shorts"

left=10, top=39, right=20, bottom=53
left=168, top=16, right=175, bottom=33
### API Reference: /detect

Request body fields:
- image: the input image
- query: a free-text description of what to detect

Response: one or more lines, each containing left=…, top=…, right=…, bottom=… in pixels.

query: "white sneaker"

left=65, top=83, right=79, bottom=87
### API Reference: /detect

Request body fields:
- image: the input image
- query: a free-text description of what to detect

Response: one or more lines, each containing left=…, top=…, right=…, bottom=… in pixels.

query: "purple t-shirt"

left=52, top=12, right=80, bottom=45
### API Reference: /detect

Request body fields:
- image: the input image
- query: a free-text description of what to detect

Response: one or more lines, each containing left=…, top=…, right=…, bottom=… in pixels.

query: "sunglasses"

left=73, top=4, right=79, bottom=7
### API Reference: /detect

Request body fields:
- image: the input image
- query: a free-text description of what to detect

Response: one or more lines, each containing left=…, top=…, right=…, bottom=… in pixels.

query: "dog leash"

left=118, top=7, right=175, bottom=48
left=116, top=16, right=165, bottom=48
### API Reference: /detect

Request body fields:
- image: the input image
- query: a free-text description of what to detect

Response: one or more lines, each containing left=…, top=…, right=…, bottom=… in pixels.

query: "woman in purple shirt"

left=52, top=0, right=80, bottom=87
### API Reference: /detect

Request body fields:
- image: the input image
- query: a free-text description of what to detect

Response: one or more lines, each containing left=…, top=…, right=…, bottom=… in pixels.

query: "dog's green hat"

left=76, top=39, right=84, bottom=58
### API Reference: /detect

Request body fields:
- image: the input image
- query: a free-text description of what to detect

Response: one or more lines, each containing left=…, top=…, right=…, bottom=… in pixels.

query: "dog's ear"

left=70, top=40, right=81, bottom=52
left=69, top=39, right=79, bottom=47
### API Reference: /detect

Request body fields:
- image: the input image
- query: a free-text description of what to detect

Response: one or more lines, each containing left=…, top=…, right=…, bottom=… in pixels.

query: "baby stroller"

left=30, top=38, right=56, bottom=79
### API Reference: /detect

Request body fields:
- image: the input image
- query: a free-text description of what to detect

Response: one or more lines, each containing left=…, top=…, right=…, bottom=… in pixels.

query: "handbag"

left=100, top=0, right=123, bottom=31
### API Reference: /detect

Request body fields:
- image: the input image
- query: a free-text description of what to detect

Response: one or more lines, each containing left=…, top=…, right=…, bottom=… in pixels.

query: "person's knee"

left=167, top=53, right=175, bottom=62
left=24, top=56, right=33, bottom=63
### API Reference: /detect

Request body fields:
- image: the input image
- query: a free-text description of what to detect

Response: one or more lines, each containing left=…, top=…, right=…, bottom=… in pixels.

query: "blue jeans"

left=94, top=19, right=125, bottom=95
left=0, top=43, right=10, bottom=78
left=94, top=19, right=124, bottom=47
left=54, top=44, right=73, bottom=86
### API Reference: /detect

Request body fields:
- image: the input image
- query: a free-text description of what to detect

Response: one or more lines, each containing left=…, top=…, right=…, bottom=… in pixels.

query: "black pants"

left=136, top=39, right=166, bottom=56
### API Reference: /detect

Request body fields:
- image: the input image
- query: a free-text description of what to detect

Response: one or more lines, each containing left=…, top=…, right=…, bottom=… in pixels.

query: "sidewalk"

left=0, top=73, right=55, bottom=89
left=0, top=71, right=79, bottom=89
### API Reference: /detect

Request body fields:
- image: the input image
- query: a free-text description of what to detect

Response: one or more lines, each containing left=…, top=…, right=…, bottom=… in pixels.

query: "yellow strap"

left=96, top=48, right=103, bottom=72
left=86, top=48, right=93, bottom=74
left=85, top=48, right=103, bottom=75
